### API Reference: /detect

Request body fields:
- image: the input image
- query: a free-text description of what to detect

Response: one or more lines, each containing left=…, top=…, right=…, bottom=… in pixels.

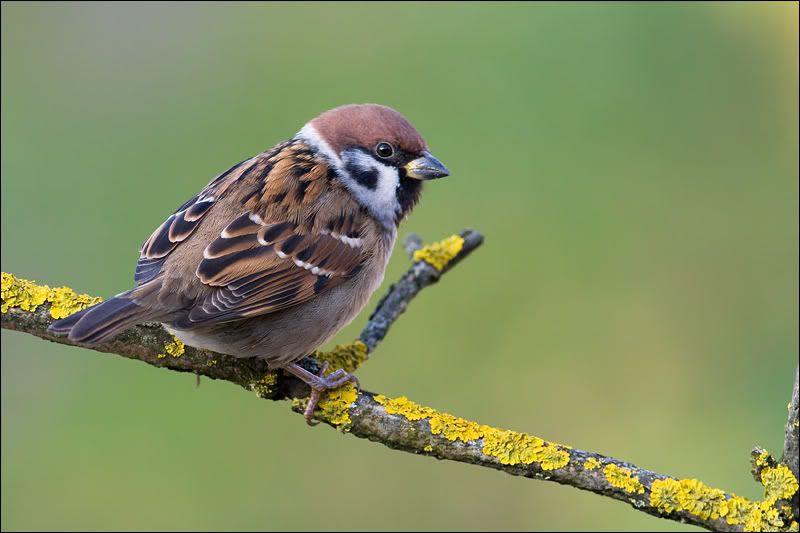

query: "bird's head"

left=296, top=104, right=449, bottom=229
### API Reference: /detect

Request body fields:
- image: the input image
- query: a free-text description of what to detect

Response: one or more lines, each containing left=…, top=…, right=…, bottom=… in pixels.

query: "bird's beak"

left=404, top=151, right=450, bottom=180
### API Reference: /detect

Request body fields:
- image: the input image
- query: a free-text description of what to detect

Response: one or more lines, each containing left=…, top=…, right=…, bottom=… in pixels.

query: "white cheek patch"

left=338, top=150, right=400, bottom=229
left=296, top=123, right=401, bottom=230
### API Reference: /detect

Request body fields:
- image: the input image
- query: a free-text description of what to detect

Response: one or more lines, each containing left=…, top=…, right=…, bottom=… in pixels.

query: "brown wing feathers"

left=51, top=140, right=371, bottom=341
left=135, top=157, right=258, bottom=284
left=186, top=213, right=365, bottom=325
left=178, top=141, right=370, bottom=326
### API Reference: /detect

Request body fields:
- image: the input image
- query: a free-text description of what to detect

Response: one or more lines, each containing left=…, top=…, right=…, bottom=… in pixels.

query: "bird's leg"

left=282, top=360, right=360, bottom=426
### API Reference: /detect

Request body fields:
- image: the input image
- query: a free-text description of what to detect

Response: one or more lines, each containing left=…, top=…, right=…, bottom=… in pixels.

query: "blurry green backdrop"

left=2, top=2, right=798, bottom=531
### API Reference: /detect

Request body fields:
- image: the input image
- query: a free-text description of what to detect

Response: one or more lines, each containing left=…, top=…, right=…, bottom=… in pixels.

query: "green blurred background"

left=2, top=2, right=797, bottom=531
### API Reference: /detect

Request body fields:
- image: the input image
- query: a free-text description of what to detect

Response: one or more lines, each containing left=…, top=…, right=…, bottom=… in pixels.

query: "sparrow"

left=48, top=104, right=450, bottom=423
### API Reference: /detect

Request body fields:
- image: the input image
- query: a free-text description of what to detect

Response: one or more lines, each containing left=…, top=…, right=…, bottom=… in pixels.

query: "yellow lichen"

left=651, top=478, right=683, bottom=514
left=603, top=464, right=645, bottom=494
left=648, top=480, right=768, bottom=525
left=481, top=429, right=546, bottom=465
left=537, top=445, right=571, bottom=471
left=1, top=272, right=102, bottom=318
left=743, top=498, right=785, bottom=532
left=756, top=450, right=772, bottom=468
left=375, top=395, right=438, bottom=421
left=291, top=397, right=307, bottom=412
left=760, top=501, right=784, bottom=530
left=583, top=457, right=602, bottom=470
left=429, top=413, right=486, bottom=442
left=678, top=479, right=726, bottom=520
left=373, top=394, right=570, bottom=470
left=413, top=235, right=464, bottom=272
left=761, top=464, right=799, bottom=500
left=724, top=495, right=756, bottom=525
left=315, top=341, right=368, bottom=373
left=316, top=383, right=358, bottom=427
left=47, top=286, right=102, bottom=319
left=249, top=372, right=278, bottom=398
left=159, top=336, right=185, bottom=359
left=2, top=272, right=50, bottom=313
left=744, top=507, right=766, bottom=532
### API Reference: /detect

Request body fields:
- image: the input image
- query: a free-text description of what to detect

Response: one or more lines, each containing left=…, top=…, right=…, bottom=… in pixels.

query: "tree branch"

left=784, top=365, right=800, bottom=517
left=2, top=229, right=797, bottom=532
left=785, top=367, right=800, bottom=475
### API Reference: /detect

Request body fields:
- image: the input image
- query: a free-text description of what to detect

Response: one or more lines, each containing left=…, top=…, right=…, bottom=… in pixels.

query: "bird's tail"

left=48, top=291, right=162, bottom=346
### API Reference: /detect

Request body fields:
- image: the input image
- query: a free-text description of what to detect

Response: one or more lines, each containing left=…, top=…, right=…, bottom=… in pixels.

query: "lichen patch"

left=373, top=394, right=571, bottom=471
left=1, top=272, right=101, bottom=318
left=413, top=235, right=464, bottom=272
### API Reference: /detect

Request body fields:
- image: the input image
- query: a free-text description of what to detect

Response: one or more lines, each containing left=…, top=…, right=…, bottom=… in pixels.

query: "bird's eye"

left=375, top=142, right=394, bottom=159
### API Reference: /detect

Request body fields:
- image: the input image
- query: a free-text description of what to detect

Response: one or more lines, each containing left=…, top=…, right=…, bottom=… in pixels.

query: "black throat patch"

left=395, top=168, right=423, bottom=222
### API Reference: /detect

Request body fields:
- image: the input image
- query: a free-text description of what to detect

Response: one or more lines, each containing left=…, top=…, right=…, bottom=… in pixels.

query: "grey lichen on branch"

left=2, top=229, right=799, bottom=532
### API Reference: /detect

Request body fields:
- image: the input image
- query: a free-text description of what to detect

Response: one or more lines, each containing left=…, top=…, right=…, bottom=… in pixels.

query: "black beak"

left=404, top=151, right=450, bottom=180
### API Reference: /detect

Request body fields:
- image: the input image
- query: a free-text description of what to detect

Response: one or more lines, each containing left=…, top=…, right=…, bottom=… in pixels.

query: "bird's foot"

left=283, top=361, right=360, bottom=426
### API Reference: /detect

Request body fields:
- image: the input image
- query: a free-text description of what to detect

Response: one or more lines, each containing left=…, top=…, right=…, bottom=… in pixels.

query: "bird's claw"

left=302, top=361, right=359, bottom=426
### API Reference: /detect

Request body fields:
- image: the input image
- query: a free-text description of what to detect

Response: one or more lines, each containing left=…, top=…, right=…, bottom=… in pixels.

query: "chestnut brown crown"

left=310, top=104, right=427, bottom=156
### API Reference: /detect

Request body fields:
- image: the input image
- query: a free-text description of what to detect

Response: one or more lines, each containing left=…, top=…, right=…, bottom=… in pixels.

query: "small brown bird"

left=49, top=104, right=449, bottom=422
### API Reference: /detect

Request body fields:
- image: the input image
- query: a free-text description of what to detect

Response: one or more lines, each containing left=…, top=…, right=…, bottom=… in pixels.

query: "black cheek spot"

left=345, top=161, right=378, bottom=190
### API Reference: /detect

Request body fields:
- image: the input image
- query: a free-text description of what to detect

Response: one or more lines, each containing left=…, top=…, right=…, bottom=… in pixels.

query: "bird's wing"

left=133, top=141, right=372, bottom=327
left=181, top=209, right=367, bottom=325
left=135, top=155, right=261, bottom=285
